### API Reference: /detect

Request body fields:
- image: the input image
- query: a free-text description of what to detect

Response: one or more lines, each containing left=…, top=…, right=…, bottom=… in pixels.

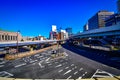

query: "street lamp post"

left=16, top=30, right=20, bottom=54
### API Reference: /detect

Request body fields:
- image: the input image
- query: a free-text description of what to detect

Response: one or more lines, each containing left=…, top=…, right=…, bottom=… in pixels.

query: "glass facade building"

left=65, top=27, right=72, bottom=37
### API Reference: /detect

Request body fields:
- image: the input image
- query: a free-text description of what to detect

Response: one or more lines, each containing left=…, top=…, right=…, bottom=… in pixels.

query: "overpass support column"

left=30, top=46, right=33, bottom=53
left=28, top=45, right=31, bottom=49
left=81, top=39, right=84, bottom=46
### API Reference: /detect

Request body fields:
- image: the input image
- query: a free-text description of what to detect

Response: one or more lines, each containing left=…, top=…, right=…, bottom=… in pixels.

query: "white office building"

left=52, top=25, right=57, bottom=32
left=61, top=30, right=68, bottom=39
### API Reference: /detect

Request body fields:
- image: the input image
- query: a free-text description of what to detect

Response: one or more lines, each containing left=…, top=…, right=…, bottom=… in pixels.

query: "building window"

left=2, top=35, right=4, bottom=40
left=11, top=36, right=12, bottom=40
left=13, top=36, right=15, bottom=41
left=13, top=36, right=15, bottom=40
left=5, top=35, right=7, bottom=40
left=8, top=35, right=10, bottom=40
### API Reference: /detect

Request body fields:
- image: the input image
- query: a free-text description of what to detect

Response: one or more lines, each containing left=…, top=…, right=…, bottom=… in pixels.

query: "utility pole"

left=16, top=30, right=20, bottom=53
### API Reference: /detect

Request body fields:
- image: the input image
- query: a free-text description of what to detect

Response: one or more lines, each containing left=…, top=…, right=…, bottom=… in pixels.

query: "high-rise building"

left=52, top=25, right=57, bottom=32
left=105, top=0, right=120, bottom=26
left=88, top=10, right=114, bottom=30
left=49, top=25, right=58, bottom=40
left=83, top=23, right=89, bottom=31
left=65, top=27, right=72, bottom=37
left=117, top=0, right=120, bottom=14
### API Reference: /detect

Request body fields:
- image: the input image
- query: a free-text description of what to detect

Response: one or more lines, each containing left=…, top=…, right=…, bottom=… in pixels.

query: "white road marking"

left=91, top=69, right=113, bottom=78
left=14, top=63, right=26, bottom=68
left=97, top=70, right=113, bottom=77
left=74, top=71, right=78, bottom=75
left=32, top=63, right=36, bottom=65
left=55, top=62, right=58, bottom=64
left=42, top=58, right=46, bottom=60
left=79, top=68, right=83, bottom=71
left=66, top=75, right=72, bottom=80
left=0, top=73, right=5, bottom=76
left=77, top=77, right=82, bottom=80
left=91, top=69, right=99, bottom=78
left=82, top=73, right=85, bottom=77
left=64, top=52, right=68, bottom=56
left=74, top=66, right=77, bottom=69
left=38, top=61, right=44, bottom=68
left=34, top=54, right=39, bottom=57
left=92, top=75, right=110, bottom=77
left=63, top=62, right=67, bottom=65
left=0, top=65, right=4, bottom=67
left=46, top=58, right=50, bottom=62
left=48, top=64, right=52, bottom=66
left=65, top=67, right=69, bottom=69
left=37, top=56, right=41, bottom=58
left=58, top=69, right=63, bottom=73
left=55, top=64, right=62, bottom=68
left=63, top=70, right=72, bottom=75
left=30, top=60, right=37, bottom=63
left=4, top=71, right=13, bottom=76
left=71, top=64, right=74, bottom=66
left=0, top=61, right=5, bottom=64
left=35, top=60, right=38, bottom=61
left=72, top=68, right=75, bottom=70
left=24, top=59, right=27, bottom=62
left=0, top=71, right=13, bottom=77
left=46, top=61, right=50, bottom=63
left=85, top=72, right=87, bottom=74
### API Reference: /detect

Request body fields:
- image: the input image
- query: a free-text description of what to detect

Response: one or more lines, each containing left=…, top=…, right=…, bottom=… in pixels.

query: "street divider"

left=5, top=45, right=58, bottom=60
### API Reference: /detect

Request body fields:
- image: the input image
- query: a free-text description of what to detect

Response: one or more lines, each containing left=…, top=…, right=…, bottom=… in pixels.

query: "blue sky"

left=0, top=0, right=117, bottom=38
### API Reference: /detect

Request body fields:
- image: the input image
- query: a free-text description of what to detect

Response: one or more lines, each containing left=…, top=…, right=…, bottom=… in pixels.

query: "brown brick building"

left=57, top=32, right=64, bottom=40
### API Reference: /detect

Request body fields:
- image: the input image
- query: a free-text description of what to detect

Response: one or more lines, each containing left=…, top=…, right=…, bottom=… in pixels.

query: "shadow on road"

left=62, top=43, right=120, bottom=70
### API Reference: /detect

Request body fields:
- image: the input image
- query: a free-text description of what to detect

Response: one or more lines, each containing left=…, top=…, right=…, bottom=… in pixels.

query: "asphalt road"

left=0, top=45, right=120, bottom=79
left=64, top=43, right=120, bottom=69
